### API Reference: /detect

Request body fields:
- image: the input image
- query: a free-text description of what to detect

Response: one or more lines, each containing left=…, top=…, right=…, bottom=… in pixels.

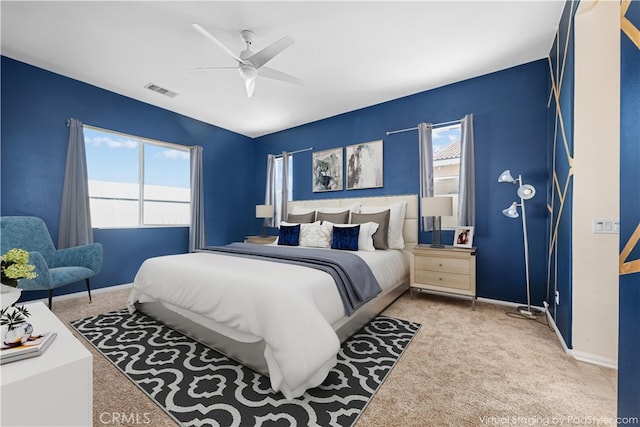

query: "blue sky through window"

left=84, top=127, right=190, bottom=188
left=432, top=125, right=461, bottom=152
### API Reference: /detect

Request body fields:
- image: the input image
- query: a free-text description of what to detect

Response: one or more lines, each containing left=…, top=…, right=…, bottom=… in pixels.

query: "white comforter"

left=128, top=251, right=346, bottom=398
left=127, top=248, right=408, bottom=399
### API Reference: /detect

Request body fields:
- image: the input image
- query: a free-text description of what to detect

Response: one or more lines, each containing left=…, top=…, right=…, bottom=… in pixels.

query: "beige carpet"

left=51, top=287, right=617, bottom=427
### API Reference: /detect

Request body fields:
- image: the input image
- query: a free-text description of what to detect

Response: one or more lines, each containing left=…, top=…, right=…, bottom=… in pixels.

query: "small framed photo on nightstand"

left=453, top=226, right=474, bottom=248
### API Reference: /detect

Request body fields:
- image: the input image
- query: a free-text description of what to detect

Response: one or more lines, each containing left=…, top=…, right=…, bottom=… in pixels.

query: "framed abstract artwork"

left=312, top=147, right=343, bottom=192
left=346, top=140, right=383, bottom=190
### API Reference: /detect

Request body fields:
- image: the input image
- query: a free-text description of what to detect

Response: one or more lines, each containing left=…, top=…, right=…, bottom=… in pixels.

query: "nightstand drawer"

left=415, top=256, right=470, bottom=275
left=414, top=270, right=471, bottom=291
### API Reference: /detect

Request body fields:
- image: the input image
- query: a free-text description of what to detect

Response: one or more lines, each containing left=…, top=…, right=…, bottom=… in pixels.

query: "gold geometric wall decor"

left=621, top=0, right=640, bottom=50
left=546, top=0, right=577, bottom=307
left=620, top=223, right=640, bottom=275
left=619, top=0, right=640, bottom=276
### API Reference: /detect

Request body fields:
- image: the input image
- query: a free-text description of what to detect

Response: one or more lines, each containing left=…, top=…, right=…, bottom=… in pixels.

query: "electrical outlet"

left=555, top=291, right=560, bottom=305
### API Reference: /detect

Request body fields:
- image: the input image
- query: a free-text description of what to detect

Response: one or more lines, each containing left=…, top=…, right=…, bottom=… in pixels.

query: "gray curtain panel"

left=280, top=151, right=289, bottom=227
left=458, top=114, right=475, bottom=227
left=264, top=154, right=276, bottom=228
left=58, top=118, right=93, bottom=248
left=189, top=145, right=206, bottom=252
left=418, top=122, right=434, bottom=231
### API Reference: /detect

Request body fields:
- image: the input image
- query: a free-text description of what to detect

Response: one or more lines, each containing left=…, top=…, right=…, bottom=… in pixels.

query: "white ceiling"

left=1, top=1, right=564, bottom=138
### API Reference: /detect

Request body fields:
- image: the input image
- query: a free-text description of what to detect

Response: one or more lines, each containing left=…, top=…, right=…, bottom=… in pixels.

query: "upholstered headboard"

left=288, top=194, right=419, bottom=250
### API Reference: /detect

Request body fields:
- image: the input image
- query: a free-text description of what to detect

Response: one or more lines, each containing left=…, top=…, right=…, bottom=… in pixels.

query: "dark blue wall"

left=618, top=0, right=640, bottom=421
left=547, top=0, right=576, bottom=349
left=255, top=60, right=550, bottom=305
left=0, top=56, right=256, bottom=301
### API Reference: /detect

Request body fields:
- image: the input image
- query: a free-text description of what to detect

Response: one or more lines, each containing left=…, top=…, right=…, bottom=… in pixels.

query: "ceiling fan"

left=191, top=24, right=304, bottom=98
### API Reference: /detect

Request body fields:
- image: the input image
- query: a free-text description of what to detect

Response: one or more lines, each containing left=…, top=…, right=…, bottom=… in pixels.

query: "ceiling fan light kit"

left=191, top=24, right=304, bottom=98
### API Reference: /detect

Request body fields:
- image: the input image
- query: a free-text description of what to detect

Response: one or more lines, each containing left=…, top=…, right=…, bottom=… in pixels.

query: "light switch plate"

left=593, top=218, right=619, bottom=234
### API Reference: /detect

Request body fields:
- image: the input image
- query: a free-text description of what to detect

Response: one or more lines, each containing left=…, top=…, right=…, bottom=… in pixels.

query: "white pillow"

left=299, top=221, right=332, bottom=248
left=332, top=221, right=378, bottom=252
left=360, top=201, right=407, bottom=249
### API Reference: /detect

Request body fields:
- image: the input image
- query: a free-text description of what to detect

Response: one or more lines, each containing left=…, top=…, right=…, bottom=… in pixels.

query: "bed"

left=127, top=194, right=418, bottom=398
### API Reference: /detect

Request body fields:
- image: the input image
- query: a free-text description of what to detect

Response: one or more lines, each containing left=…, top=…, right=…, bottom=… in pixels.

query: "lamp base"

left=516, top=306, right=544, bottom=318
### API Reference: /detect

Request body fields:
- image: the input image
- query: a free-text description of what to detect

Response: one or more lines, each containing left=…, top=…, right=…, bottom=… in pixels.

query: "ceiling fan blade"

left=188, top=66, right=239, bottom=72
left=244, top=77, right=256, bottom=98
left=259, top=66, right=305, bottom=86
left=191, top=24, right=245, bottom=64
left=247, top=35, right=294, bottom=69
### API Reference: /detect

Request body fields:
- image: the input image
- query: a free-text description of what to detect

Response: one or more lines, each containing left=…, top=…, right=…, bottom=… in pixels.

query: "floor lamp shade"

left=421, top=197, right=453, bottom=248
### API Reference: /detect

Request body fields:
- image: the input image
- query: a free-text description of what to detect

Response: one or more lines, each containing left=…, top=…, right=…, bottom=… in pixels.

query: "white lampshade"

left=502, top=202, right=520, bottom=218
left=517, top=184, right=536, bottom=200
left=498, top=169, right=516, bottom=184
left=255, top=204, right=273, bottom=218
left=421, top=197, right=453, bottom=217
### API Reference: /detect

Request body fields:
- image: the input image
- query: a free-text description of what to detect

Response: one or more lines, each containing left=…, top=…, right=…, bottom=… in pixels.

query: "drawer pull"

left=438, top=263, right=443, bottom=267
left=439, top=277, right=443, bottom=281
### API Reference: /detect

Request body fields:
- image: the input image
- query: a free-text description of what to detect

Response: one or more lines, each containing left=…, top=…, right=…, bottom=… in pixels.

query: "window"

left=273, top=155, right=293, bottom=224
left=83, top=126, right=191, bottom=228
left=432, top=123, right=462, bottom=229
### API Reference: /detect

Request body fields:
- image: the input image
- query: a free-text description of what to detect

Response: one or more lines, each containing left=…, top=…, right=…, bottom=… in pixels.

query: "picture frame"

left=312, top=147, right=343, bottom=192
left=346, top=139, right=383, bottom=190
left=453, top=226, right=474, bottom=248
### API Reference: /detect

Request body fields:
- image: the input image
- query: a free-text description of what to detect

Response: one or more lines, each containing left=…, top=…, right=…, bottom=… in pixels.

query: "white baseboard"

left=26, top=283, right=133, bottom=306
left=34, top=284, right=619, bottom=369
left=477, top=296, right=546, bottom=312
left=543, top=301, right=618, bottom=370
left=545, top=302, right=571, bottom=355
left=571, top=349, right=617, bottom=369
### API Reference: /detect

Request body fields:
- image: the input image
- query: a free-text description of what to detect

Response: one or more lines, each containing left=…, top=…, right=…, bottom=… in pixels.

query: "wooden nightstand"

left=244, top=235, right=277, bottom=244
left=410, top=245, right=477, bottom=309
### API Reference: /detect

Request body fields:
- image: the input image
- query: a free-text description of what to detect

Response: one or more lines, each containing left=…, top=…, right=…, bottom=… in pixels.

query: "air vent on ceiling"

left=144, top=83, right=178, bottom=98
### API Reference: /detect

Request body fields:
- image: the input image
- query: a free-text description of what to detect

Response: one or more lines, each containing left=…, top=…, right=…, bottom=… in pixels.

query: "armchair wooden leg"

left=86, top=278, right=92, bottom=303
left=48, top=290, right=53, bottom=309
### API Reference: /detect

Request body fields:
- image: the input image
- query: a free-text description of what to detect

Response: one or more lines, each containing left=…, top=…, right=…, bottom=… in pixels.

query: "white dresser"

left=1, top=302, right=93, bottom=426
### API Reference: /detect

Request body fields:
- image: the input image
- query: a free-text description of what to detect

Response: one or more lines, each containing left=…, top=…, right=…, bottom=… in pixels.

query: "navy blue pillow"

left=278, top=224, right=300, bottom=246
left=331, top=225, right=360, bottom=251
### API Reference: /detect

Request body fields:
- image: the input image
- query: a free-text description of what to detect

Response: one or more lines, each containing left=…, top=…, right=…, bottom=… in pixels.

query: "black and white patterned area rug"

left=71, top=309, right=420, bottom=427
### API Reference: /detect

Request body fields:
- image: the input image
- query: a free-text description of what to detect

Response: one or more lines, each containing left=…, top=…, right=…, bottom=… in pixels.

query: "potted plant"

left=1, top=248, right=37, bottom=287
left=1, top=248, right=37, bottom=309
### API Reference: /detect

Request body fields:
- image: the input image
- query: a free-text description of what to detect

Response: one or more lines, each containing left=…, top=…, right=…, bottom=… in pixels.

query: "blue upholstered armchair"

left=0, top=216, right=103, bottom=309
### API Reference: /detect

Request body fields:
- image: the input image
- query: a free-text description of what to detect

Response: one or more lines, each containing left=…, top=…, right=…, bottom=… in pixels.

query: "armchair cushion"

left=50, top=244, right=103, bottom=273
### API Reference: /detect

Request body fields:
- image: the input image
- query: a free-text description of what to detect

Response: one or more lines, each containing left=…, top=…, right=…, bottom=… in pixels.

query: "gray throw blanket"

left=202, top=243, right=381, bottom=316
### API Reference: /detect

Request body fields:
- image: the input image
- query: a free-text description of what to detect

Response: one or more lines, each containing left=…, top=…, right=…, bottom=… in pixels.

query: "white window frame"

left=432, top=122, right=462, bottom=230
left=83, top=125, right=191, bottom=228
left=274, top=155, right=293, bottom=224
